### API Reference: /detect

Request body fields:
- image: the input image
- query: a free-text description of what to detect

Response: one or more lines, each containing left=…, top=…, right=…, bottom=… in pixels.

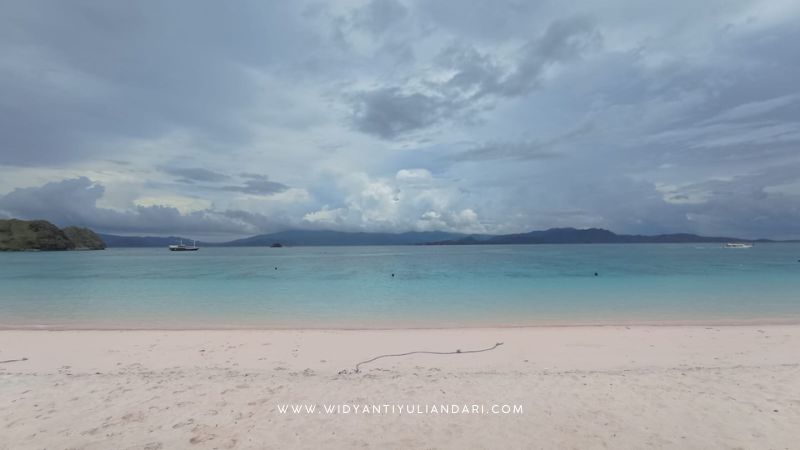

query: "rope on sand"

left=0, top=357, right=28, bottom=364
left=342, top=342, right=503, bottom=374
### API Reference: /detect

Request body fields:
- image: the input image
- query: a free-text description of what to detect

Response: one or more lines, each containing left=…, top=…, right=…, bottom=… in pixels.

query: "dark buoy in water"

left=594, top=272, right=599, bottom=277
left=275, top=267, right=278, bottom=270
left=391, top=273, right=395, bottom=277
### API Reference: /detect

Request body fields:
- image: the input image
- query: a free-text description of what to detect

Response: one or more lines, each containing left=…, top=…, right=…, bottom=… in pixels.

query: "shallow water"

left=1, top=244, right=799, bottom=328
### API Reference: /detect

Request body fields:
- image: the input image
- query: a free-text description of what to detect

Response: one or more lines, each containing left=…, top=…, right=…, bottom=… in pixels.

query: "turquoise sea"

left=1, top=244, right=799, bottom=328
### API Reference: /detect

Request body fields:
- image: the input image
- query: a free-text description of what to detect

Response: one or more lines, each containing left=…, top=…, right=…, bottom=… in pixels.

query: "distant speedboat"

left=169, top=240, right=199, bottom=251
left=270, top=242, right=283, bottom=248
left=724, top=242, right=753, bottom=249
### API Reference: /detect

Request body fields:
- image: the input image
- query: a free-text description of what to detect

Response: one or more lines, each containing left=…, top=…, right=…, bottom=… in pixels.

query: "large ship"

left=168, top=240, right=199, bottom=251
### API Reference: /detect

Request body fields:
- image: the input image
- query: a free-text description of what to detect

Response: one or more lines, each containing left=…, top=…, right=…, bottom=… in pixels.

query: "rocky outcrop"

left=62, top=226, right=106, bottom=250
left=0, top=219, right=106, bottom=251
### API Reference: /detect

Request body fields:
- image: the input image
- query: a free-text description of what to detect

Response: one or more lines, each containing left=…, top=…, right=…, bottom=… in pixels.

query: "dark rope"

left=345, top=342, right=503, bottom=374
left=0, top=357, right=27, bottom=364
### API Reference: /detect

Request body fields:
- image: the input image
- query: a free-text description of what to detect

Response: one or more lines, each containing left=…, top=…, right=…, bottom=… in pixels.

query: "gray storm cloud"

left=349, top=14, right=601, bottom=139
left=1, top=0, right=799, bottom=239
left=0, top=177, right=260, bottom=236
left=222, top=174, right=290, bottom=195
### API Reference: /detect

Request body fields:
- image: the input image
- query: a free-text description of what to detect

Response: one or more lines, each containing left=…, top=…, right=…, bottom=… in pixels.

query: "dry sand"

left=1, top=326, right=799, bottom=449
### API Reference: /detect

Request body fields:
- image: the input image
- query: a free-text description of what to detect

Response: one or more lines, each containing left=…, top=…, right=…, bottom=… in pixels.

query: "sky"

left=1, top=0, right=799, bottom=240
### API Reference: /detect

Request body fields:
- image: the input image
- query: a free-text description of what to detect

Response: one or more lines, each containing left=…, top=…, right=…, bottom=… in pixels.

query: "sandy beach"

left=1, top=325, right=799, bottom=449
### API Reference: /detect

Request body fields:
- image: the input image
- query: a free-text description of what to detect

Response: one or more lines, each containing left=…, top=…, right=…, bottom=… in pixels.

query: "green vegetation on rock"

left=62, top=226, right=106, bottom=250
left=0, top=219, right=106, bottom=251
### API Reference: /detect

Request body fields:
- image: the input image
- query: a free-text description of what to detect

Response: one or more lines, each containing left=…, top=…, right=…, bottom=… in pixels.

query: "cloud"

left=495, top=15, right=602, bottom=96
left=0, top=1, right=325, bottom=166
left=0, top=174, right=490, bottom=236
left=396, top=168, right=433, bottom=181
left=163, top=167, right=231, bottom=183
left=299, top=170, right=490, bottom=233
left=653, top=165, right=800, bottom=239
left=0, top=177, right=258, bottom=236
left=350, top=87, right=457, bottom=139
left=701, top=94, right=800, bottom=125
left=449, top=141, right=561, bottom=162
left=222, top=174, right=290, bottom=195
left=351, top=0, right=409, bottom=35
left=448, top=123, right=593, bottom=162
left=1, top=1, right=800, bottom=239
left=348, top=15, right=601, bottom=138
left=417, top=0, right=546, bottom=41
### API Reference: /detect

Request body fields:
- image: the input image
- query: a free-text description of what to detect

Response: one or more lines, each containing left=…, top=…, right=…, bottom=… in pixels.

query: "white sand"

left=1, top=326, right=799, bottom=449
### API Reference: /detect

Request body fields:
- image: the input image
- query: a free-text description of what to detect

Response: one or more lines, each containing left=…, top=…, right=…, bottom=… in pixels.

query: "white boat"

left=724, top=242, right=753, bottom=249
left=169, top=240, right=199, bottom=251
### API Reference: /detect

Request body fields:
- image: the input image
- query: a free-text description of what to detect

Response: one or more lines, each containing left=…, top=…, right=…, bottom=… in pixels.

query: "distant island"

left=422, top=227, right=773, bottom=245
left=95, top=227, right=781, bottom=248
left=0, top=219, right=106, bottom=251
left=97, top=230, right=467, bottom=247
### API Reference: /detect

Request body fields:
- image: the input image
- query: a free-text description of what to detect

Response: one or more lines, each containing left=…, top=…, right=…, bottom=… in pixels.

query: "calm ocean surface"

left=1, top=244, right=799, bottom=328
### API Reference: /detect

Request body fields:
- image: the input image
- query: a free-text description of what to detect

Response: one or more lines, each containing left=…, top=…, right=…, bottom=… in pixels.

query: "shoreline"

left=3, top=316, right=800, bottom=331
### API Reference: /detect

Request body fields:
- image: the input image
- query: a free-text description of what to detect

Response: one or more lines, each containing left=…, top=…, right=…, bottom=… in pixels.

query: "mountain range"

left=98, top=230, right=472, bottom=247
left=97, top=227, right=778, bottom=247
left=422, top=228, right=776, bottom=245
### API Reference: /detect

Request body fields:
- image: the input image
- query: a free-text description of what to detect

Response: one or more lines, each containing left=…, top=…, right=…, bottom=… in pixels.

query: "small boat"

left=724, top=242, right=753, bottom=249
left=169, top=240, right=199, bottom=251
left=270, top=242, right=283, bottom=248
